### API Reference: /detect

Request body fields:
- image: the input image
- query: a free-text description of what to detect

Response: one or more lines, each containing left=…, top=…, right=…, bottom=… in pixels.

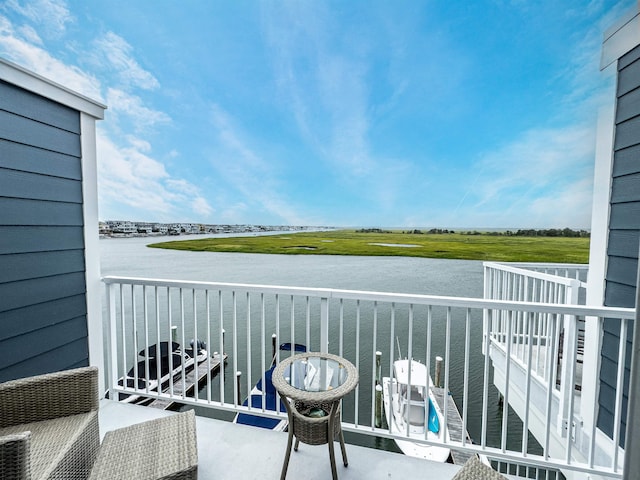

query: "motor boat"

left=234, top=342, right=306, bottom=430
left=107, top=339, right=208, bottom=404
left=382, top=358, right=450, bottom=462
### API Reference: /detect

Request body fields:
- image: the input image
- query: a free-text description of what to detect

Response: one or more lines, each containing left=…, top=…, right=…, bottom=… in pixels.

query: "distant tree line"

left=402, top=229, right=455, bottom=234
left=462, top=228, right=590, bottom=238
left=356, top=228, right=393, bottom=233
left=356, top=227, right=589, bottom=238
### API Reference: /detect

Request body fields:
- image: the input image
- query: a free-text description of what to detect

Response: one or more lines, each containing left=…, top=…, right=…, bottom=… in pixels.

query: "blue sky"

left=0, top=1, right=634, bottom=228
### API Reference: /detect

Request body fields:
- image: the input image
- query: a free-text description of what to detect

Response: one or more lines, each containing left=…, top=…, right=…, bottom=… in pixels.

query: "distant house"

left=0, top=58, right=105, bottom=385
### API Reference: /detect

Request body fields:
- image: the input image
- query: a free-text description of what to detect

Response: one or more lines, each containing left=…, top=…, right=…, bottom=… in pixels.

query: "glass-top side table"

left=272, top=352, right=358, bottom=480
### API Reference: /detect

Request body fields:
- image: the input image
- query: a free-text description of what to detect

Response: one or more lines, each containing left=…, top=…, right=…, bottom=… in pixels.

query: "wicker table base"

left=89, top=410, right=197, bottom=480
left=273, top=352, right=359, bottom=480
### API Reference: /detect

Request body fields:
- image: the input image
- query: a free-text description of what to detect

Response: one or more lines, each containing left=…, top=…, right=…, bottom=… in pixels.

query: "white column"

left=81, top=113, right=105, bottom=396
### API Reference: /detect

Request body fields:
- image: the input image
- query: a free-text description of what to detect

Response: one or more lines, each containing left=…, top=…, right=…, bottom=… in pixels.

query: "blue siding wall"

left=0, top=79, right=89, bottom=382
left=599, top=43, right=640, bottom=446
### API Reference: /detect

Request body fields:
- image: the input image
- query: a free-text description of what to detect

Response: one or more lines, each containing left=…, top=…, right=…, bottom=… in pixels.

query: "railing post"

left=320, top=296, right=329, bottom=353
left=105, top=281, right=118, bottom=400
left=623, top=248, right=640, bottom=480
left=557, top=279, right=581, bottom=437
left=483, top=263, right=491, bottom=355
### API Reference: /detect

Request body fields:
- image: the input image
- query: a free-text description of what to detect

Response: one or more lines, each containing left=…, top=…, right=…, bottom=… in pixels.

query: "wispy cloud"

left=4, top=0, right=72, bottom=38
left=106, top=88, right=171, bottom=131
left=92, top=32, right=160, bottom=90
left=0, top=15, right=102, bottom=99
left=263, top=3, right=375, bottom=178
left=208, top=104, right=309, bottom=224
left=97, top=132, right=213, bottom=221
left=446, top=122, right=595, bottom=228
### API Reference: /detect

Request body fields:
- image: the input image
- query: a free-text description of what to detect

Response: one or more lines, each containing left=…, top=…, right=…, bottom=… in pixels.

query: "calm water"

left=100, top=234, right=537, bottom=456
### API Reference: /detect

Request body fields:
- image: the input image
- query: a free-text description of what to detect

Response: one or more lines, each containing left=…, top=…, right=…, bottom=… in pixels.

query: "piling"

left=171, top=325, right=177, bottom=342
left=272, top=333, right=278, bottom=365
left=375, top=351, right=382, bottom=385
left=236, top=371, right=242, bottom=406
left=435, top=356, right=443, bottom=388
left=375, top=384, right=383, bottom=428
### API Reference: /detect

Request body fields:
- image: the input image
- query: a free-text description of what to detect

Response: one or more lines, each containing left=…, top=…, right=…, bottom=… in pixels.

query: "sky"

left=0, top=0, right=635, bottom=229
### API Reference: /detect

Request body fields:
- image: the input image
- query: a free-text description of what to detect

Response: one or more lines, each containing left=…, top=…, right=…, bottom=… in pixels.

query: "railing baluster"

left=131, top=284, right=139, bottom=393
left=305, top=296, right=310, bottom=350
left=406, top=304, right=414, bottom=438
left=544, top=314, right=560, bottom=460
left=481, top=308, right=491, bottom=449
left=246, top=292, right=251, bottom=409
left=143, top=285, right=149, bottom=395
left=388, top=302, right=395, bottom=437
left=612, top=318, right=628, bottom=472
left=354, top=300, right=361, bottom=429
left=206, top=289, right=212, bottom=404
left=261, top=293, right=265, bottom=411
left=371, top=301, right=378, bottom=430
left=443, top=306, right=450, bottom=444
left=192, top=288, right=198, bottom=402
left=167, top=287, right=174, bottom=397
left=290, top=295, right=295, bottom=358
left=462, top=308, right=470, bottom=447
left=501, top=309, right=513, bottom=452
left=155, top=286, right=161, bottom=397
left=425, top=305, right=432, bottom=443
left=180, top=288, right=186, bottom=399
left=119, top=284, right=126, bottom=394
left=219, top=290, right=225, bottom=406
left=522, top=311, right=534, bottom=456
left=339, top=299, right=344, bottom=358
left=232, top=291, right=238, bottom=406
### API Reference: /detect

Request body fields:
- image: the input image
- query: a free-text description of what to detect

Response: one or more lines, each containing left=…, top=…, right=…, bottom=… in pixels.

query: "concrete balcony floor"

left=99, top=399, right=463, bottom=479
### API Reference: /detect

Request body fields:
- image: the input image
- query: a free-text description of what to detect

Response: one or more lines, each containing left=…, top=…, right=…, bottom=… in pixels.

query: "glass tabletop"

left=284, top=356, right=348, bottom=393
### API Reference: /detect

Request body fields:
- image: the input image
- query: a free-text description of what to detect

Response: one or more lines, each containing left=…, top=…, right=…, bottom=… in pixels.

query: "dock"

left=147, top=353, right=227, bottom=410
left=431, top=387, right=475, bottom=465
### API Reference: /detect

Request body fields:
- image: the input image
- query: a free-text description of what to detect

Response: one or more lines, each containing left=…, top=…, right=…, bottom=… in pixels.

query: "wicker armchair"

left=0, top=366, right=100, bottom=480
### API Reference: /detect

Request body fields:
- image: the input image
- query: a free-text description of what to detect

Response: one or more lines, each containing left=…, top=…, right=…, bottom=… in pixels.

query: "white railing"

left=483, top=262, right=586, bottom=391
left=102, top=275, right=634, bottom=478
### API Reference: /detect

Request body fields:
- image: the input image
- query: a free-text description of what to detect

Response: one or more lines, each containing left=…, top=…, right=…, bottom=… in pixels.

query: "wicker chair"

left=88, top=410, right=198, bottom=480
left=0, top=366, right=100, bottom=480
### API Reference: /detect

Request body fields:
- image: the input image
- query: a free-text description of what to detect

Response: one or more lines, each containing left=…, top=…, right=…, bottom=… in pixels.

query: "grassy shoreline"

left=148, top=230, right=590, bottom=263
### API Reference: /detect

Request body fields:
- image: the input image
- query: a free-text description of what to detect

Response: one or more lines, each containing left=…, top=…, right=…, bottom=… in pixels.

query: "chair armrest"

left=0, top=432, right=31, bottom=479
left=0, top=367, right=99, bottom=428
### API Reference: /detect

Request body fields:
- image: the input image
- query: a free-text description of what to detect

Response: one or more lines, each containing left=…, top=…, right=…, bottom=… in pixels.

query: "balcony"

left=99, top=399, right=463, bottom=479
left=101, top=266, right=635, bottom=479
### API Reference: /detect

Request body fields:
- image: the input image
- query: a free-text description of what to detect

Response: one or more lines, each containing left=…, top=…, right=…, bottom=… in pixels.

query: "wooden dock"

left=431, top=387, right=476, bottom=465
left=146, top=353, right=227, bottom=410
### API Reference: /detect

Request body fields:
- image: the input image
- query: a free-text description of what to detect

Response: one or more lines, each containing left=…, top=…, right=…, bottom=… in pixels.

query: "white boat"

left=108, top=340, right=208, bottom=404
left=382, top=358, right=450, bottom=462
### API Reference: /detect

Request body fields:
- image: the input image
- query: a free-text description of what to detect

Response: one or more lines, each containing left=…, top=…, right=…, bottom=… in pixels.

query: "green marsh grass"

left=148, top=230, right=589, bottom=263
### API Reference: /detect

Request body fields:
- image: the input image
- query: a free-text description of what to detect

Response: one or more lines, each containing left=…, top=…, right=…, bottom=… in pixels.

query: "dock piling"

left=272, top=334, right=277, bottom=365
left=435, top=355, right=443, bottom=388
left=236, top=371, right=242, bottom=406
left=375, top=384, right=383, bottom=427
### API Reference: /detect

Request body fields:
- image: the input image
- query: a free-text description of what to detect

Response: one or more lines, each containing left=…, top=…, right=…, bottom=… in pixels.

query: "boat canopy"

left=393, top=359, right=430, bottom=388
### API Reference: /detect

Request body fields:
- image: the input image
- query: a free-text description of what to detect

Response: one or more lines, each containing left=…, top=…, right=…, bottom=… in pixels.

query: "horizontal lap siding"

left=0, top=79, right=88, bottom=383
left=598, top=44, right=640, bottom=446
